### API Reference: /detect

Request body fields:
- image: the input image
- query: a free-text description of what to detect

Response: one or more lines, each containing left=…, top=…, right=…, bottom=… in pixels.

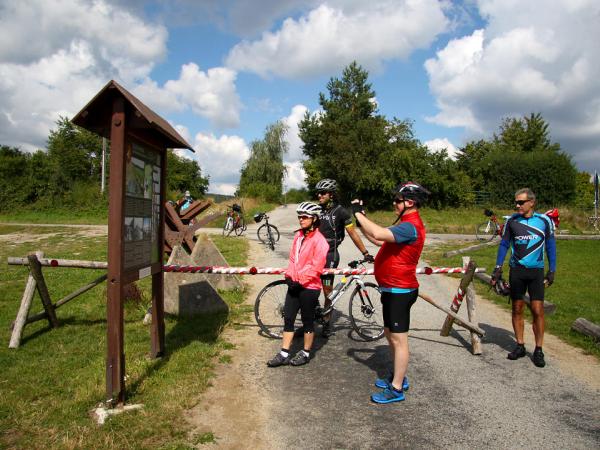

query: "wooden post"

left=419, top=292, right=485, bottom=337
left=8, top=251, right=42, bottom=348
left=150, top=149, right=167, bottom=358
left=440, top=260, right=476, bottom=336
left=27, top=253, right=59, bottom=328
left=466, top=285, right=482, bottom=354
left=106, top=96, right=126, bottom=406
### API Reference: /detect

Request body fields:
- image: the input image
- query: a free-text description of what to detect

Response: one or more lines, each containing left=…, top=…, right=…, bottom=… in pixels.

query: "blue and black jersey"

left=496, top=212, right=557, bottom=271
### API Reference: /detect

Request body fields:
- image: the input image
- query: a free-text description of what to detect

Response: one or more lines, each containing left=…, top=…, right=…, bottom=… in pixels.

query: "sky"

left=1, top=0, right=599, bottom=195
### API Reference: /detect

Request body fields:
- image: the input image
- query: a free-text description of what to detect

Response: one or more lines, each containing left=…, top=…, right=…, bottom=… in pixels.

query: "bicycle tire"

left=349, top=282, right=384, bottom=341
left=257, top=224, right=280, bottom=244
left=234, top=217, right=245, bottom=236
left=254, top=280, right=301, bottom=338
left=476, top=221, right=498, bottom=241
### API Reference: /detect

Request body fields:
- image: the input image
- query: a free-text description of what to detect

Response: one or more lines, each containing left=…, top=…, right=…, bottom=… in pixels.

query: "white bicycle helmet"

left=315, top=178, right=337, bottom=192
left=296, top=202, right=322, bottom=217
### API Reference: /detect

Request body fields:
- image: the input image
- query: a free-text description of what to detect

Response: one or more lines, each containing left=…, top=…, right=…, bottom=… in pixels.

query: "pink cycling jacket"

left=285, top=228, right=329, bottom=290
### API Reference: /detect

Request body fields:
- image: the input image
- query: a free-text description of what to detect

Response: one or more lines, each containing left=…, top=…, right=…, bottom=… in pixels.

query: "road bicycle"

left=223, top=204, right=246, bottom=236
left=254, top=259, right=384, bottom=341
left=253, top=212, right=280, bottom=250
left=587, top=215, right=599, bottom=233
left=475, top=209, right=509, bottom=241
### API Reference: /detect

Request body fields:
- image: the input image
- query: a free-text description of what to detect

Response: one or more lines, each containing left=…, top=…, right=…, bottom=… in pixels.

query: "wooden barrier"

left=418, top=292, right=484, bottom=337
left=571, top=318, right=600, bottom=344
left=440, top=260, right=477, bottom=336
left=7, top=253, right=107, bottom=348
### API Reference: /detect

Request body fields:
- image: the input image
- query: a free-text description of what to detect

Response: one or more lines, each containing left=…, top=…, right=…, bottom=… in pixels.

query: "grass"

left=367, top=205, right=599, bottom=235
left=0, top=225, right=250, bottom=449
left=422, top=239, right=600, bottom=358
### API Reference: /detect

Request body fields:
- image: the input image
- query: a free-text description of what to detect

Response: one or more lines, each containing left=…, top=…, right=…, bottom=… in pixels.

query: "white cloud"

left=285, top=161, right=307, bottom=190
left=425, top=0, right=600, bottom=171
left=0, top=0, right=167, bottom=152
left=226, top=1, right=448, bottom=78
left=133, top=64, right=242, bottom=128
left=424, top=138, right=459, bottom=159
left=282, top=104, right=308, bottom=162
left=191, top=132, right=250, bottom=194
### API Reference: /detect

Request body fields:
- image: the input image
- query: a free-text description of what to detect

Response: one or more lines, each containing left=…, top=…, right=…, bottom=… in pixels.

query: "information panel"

left=123, top=140, right=161, bottom=272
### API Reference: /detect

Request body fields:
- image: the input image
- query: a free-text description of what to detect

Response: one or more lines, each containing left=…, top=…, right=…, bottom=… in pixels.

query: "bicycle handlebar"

left=348, top=258, right=372, bottom=268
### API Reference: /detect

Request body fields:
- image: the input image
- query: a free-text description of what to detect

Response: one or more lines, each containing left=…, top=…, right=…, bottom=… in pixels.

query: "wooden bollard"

left=8, top=251, right=42, bottom=348
left=440, top=260, right=477, bottom=336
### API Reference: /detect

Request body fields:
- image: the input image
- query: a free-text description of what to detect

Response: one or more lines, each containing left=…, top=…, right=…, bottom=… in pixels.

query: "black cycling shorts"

left=320, top=249, right=340, bottom=286
left=381, top=290, right=418, bottom=333
left=509, top=267, right=545, bottom=301
left=283, top=287, right=321, bottom=333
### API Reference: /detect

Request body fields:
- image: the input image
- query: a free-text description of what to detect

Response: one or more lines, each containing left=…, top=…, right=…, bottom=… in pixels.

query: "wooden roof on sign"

left=72, top=80, right=194, bottom=151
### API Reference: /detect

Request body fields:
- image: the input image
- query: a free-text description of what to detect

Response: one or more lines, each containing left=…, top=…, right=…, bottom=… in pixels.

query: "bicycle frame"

left=317, top=274, right=364, bottom=318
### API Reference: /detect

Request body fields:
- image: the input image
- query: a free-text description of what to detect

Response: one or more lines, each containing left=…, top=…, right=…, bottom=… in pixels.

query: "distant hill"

left=205, top=192, right=235, bottom=203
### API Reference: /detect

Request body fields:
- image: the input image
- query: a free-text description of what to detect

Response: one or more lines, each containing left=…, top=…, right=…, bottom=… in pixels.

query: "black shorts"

left=381, top=290, right=418, bottom=333
left=320, top=249, right=340, bottom=286
left=509, top=267, right=545, bottom=301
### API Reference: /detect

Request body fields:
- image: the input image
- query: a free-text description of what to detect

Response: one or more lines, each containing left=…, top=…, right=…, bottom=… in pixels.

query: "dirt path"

left=186, top=207, right=600, bottom=449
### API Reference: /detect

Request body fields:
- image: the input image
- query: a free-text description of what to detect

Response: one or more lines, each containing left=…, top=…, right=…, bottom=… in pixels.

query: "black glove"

left=545, top=271, right=555, bottom=287
left=363, top=253, right=375, bottom=263
left=350, top=200, right=365, bottom=217
left=491, top=266, right=502, bottom=285
left=285, top=278, right=302, bottom=294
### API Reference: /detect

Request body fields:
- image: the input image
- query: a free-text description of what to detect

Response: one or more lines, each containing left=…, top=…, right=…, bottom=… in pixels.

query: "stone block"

left=191, top=233, right=243, bottom=291
left=164, top=245, right=228, bottom=316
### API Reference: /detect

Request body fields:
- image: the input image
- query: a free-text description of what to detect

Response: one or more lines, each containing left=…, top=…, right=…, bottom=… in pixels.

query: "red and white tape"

left=161, top=265, right=486, bottom=275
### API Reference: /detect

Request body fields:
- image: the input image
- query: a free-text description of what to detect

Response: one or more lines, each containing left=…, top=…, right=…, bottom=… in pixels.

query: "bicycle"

left=475, top=209, right=510, bottom=241
left=253, top=212, right=280, bottom=250
left=254, top=259, right=384, bottom=341
left=222, top=204, right=246, bottom=236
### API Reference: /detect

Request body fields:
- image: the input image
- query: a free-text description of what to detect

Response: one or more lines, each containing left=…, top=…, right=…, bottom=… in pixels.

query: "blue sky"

left=1, top=0, right=598, bottom=194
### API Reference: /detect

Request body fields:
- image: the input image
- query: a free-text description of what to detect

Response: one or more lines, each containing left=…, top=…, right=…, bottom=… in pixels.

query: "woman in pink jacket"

left=267, top=202, right=329, bottom=367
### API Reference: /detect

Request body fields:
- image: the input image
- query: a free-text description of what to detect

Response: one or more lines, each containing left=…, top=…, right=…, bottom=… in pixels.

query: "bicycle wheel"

left=254, top=280, right=301, bottom=338
left=234, top=217, right=245, bottom=236
left=349, top=282, right=384, bottom=341
left=257, top=224, right=280, bottom=244
left=476, top=221, right=498, bottom=241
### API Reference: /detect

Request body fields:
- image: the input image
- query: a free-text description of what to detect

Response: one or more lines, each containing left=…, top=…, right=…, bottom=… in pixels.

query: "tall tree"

left=238, top=121, right=288, bottom=201
left=166, top=150, right=209, bottom=198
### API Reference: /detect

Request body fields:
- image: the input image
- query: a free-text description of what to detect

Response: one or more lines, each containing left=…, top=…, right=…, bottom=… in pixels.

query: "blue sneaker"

left=371, top=387, right=405, bottom=404
left=374, top=374, right=409, bottom=391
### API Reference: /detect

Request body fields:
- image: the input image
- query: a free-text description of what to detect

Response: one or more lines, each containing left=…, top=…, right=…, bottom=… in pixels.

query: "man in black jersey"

left=315, top=178, right=373, bottom=337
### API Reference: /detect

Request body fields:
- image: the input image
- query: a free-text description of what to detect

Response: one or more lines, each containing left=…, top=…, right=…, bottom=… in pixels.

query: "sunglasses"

left=297, top=215, right=313, bottom=220
left=393, top=197, right=404, bottom=204
left=515, top=199, right=531, bottom=206
left=317, top=191, right=329, bottom=196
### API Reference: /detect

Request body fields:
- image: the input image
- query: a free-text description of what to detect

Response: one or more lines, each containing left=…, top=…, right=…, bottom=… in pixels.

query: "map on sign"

left=123, top=140, right=161, bottom=272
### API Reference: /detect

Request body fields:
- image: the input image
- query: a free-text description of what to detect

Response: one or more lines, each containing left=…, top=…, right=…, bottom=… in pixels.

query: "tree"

left=238, top=121, right=288, bottom=202
left=46, top=116, right=103, bottom=195
left=166, top=150, right=209, bottom=199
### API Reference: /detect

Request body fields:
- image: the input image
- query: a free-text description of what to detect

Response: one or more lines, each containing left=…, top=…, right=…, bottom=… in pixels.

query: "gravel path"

left=186, top=205, right=600, bottom=449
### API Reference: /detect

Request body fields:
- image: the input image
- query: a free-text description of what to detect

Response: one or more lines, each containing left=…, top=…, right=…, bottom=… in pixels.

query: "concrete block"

left=164, top=245, right=228, bottom=316
left=191, top=233, right=243, bottom=291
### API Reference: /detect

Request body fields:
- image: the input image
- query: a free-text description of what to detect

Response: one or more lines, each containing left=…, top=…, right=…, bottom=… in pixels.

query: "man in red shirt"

left=352, top=182, right=429, bottom=404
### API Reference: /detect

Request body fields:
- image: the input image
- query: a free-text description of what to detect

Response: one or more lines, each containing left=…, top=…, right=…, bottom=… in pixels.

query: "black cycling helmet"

left=394, top=181, right=430, bottom=206
left=315, top=178, right=337, bottom=192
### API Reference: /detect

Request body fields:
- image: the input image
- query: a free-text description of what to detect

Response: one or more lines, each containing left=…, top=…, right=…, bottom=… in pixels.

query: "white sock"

left=301, top=350, right=310, bottom=358
left=279, top=349, right=289, bottom=357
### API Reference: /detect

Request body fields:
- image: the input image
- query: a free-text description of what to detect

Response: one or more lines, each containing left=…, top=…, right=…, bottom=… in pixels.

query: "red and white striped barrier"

left=161, top=265, right=487, bottom=275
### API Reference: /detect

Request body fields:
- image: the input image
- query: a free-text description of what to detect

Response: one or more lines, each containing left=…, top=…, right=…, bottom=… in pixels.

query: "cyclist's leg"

left=526, top=269, right=546, bottom=348
left=281, top=290, right=301, bottom=350
left=321, top=249, right=339, bottom=322
left=381, top=291, right=417, bottom=391
left=509, top=267, right=528, bottom=345
left=298, top=288, right=320, bottom=352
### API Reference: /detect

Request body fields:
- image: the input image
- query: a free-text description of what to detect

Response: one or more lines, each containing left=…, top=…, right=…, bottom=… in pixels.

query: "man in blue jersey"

left=491, top=188, right=556, bottom=367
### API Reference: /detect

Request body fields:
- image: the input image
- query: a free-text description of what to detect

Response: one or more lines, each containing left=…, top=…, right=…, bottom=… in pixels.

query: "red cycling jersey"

left=374, top=211, right=426, bottom=289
